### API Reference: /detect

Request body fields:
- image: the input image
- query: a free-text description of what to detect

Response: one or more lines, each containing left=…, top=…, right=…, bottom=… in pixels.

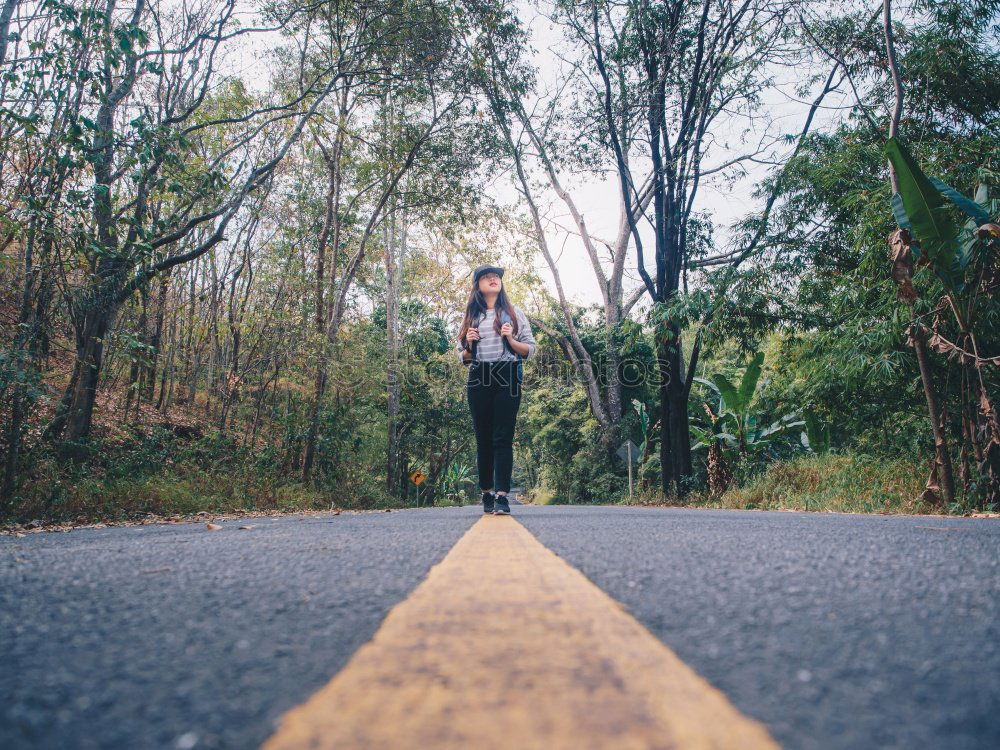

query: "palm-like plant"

left=631, top=399, right=660, bottom=488
left=693, top=353, right=803, bottom=454
left=440, top=461, right=474, bottom=503
left=692, top=352, right=803, bottom=495
left=886, top=136, right=1000, bottom=507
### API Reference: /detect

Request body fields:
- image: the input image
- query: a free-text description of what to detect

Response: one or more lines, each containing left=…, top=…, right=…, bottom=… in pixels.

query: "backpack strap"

left=470, top=308, right=523, bottom=363
left=469, top=311, right=481, bottom=362
left=498, top=308, right=522, bottom=361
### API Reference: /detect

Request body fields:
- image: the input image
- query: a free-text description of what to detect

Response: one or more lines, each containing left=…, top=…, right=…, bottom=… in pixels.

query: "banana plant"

left=440, top=461, right=474, bottom=501
left=885, top=136, right=1000, bottom=507
left=886, top=137, right=999, bottom=297
left=631, top=398, right=657, bottom=461
left=631, top=399, right=660, bottom=489
left=692, top=352, right=804, bottom=457
left=800, top=410, right=831, bottom=455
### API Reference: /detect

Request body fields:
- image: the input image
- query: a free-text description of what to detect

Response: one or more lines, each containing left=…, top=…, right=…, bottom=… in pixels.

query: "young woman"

left=455, top=264, right=536, bottom=515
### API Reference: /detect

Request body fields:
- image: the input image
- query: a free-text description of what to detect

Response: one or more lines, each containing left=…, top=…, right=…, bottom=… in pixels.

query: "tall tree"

left=296, top=0, right=475, bottom=481
left=13, top=0, right=351, bottom=447
left=555, top=0, right=828, bottom=496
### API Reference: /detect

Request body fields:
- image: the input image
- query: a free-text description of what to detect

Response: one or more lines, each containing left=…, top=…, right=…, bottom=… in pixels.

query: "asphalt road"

left=1, top=510, right=478, bottom=749
left=2, top=505, right=999, bottom=749
left=516, top=506, right=1000, bottom=750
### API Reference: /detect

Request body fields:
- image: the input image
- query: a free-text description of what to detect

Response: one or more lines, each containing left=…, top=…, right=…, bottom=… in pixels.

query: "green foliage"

left=5, top=0, right=998, bottom=521
left=886, top=136, right=998, bottom=296
left=801, top=410, right=831, bottom=455
left=703, top=0, right=1000, bottom=487
left=631, top=398, right=655, bottom=462
left=885, top=137, right=961, bottom=271
left=3, top=424, right=404, bottom=523
left=519, top=380, right=623, bottom=504
left=693, top=352, right=804, bottom=458
left=439, top=461, right=474, bottom=503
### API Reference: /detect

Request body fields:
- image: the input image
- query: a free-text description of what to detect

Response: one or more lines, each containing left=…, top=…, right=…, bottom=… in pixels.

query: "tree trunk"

left=707, top=440, right=731, bottom=496
left=656, top=326, right=694, bottom=499
left=385, top=204, right=409, bottom=501
left=976, top=387, right=1000, bottom=508
left=909, top=322, right=955, bottom=506
left=160, top=305, right=179, bottom=415
left=144, top=271, right=170, bottom=402
left=302, top=138, right=343, bottom=482
left=2, top=224, right=44, bottom=497
left=604, top=324, right=623, bottom=448
left=0, top=0, right=20, bottom=67
left=58, top=306, right=117, bottom=445
left=656, top=338, right=673, bottom=497
left=126, top=293, right=148, bottom=418
left=184, top=262, right=198, bottom=404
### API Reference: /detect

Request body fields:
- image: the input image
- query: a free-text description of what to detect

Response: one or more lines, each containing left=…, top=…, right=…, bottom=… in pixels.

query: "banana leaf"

left=803, top=411, right=830, bottom=453
left=932, top=178, right=990, bottom=286
left=711, top=373, right=740, bottom=413
left=689, top=425, right=714, bottom=448
left=717, top=432, right=739, bottom=448
left=930, top=177, right=992, bottom=226
left=974, top=184, right=989, bottom=209
left=885, top=137, right=959, bottom=269
left=891, top=192, right=912, bottom=232
left=692, top=376, right=719, bottom=395
left=737, top=352, right=764, bottom=411
left=718, top=412, right=739, bottom=433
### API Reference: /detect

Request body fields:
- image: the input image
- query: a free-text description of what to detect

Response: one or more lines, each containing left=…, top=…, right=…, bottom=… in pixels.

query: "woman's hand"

left=500, top=322, right=513, bottom=338
left=465, top=327, right=481, bottom=346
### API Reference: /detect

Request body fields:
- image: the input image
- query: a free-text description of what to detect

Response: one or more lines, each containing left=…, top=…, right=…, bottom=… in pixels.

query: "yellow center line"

left=262, top=515, right=778, bottom=749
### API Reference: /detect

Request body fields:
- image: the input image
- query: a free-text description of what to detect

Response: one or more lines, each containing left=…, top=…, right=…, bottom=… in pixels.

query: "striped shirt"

left=456, top=307, right=536, bottom=364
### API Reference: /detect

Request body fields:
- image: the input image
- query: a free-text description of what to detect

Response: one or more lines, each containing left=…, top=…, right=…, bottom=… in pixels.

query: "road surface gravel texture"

left=2, top=504, right=998, bottom=749
left=1, top=510, right=478, bottom=749
left=515, top=506, right=1000, bottom=750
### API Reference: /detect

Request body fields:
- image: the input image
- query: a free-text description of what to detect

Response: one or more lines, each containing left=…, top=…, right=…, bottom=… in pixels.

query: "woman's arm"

left=505, top=309, right=536, bottom=359
left=456, top=323, right=478, bottom=364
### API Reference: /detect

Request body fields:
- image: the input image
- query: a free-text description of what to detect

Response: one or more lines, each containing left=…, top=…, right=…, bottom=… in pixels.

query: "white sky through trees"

left=499, top=1, right=858, bottom=311
left=231, top=0, right=856, bottom=311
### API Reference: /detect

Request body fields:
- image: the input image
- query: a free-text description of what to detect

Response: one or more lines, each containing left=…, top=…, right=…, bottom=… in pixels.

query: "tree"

left=291, top=0, right=477, bottom=481
left=552, top=0, right=837, bottom=497
left=9, top=0, right=349, bottom=448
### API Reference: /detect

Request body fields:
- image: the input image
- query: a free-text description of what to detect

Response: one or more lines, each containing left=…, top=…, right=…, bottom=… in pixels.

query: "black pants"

left=466, top=360, right=522, bottom=493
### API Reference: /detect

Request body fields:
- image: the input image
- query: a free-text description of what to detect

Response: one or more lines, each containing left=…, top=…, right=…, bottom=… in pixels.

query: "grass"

left=719, top=452, right=932, bottom=513
left=525, top=486, right=558, bottom=505
left=622, top=452, right=952, bottom=515
left=2, top=427, right=407, bottom=525
left=7, top=464, right=338, bottom=523
left=6, top=438, right=973, bottom=526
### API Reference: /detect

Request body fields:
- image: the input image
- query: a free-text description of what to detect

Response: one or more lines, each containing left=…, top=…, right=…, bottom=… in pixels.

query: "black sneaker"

left=481, top=491, right=495, bottom=514
left=493, top=494, right=511, bottom=515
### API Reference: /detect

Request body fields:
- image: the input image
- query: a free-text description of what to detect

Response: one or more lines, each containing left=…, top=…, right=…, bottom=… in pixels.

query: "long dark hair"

left=457, top=280, right=519, bottom=346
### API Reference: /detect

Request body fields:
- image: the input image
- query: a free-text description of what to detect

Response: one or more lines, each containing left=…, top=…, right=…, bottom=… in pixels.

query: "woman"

left=455, top=264, right=536, bottom=515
